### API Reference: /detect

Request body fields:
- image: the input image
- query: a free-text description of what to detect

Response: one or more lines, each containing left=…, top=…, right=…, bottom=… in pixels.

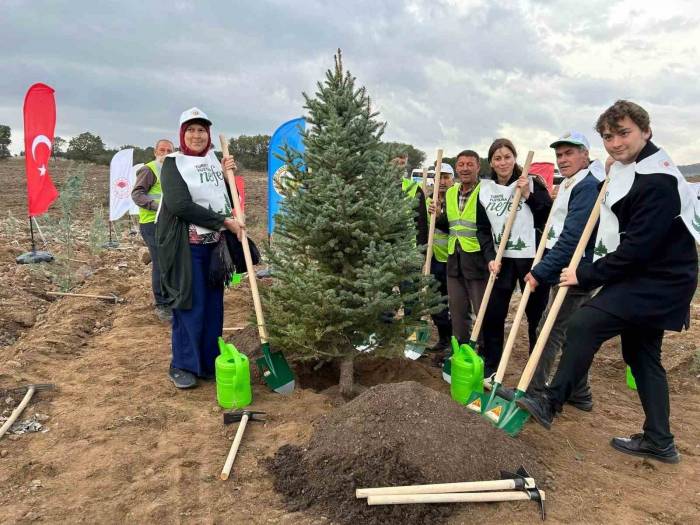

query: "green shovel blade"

left=481, top=383, right=513, bottom=425
left=255, top=342, right=295, bottom=395
left=496, top=389, right=530, bottom=436
left=404, top=322, right=431, bottom=360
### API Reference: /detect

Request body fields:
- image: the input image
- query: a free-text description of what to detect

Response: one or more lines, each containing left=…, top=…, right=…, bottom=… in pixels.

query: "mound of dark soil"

left=266, top=381, right=543, bottom=525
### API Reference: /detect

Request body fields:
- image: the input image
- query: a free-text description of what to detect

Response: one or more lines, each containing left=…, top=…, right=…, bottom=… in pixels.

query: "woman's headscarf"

left=179, top=119, right=211, bottom=157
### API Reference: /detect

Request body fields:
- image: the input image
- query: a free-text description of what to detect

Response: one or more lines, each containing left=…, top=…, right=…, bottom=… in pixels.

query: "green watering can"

left=216, top=337, right=252, bottom=409
left=449, top=337, right=484, bottom=405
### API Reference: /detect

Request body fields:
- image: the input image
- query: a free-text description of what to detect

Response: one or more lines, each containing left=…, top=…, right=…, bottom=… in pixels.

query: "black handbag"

left=223, top=230, right=260, bottom=273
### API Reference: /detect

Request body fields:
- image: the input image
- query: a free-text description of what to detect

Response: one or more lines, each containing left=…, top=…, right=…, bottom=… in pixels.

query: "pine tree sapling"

left=264, top=51, right=440, bottom=398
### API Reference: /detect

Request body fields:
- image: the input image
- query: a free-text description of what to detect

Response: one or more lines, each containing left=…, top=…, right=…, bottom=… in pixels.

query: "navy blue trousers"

left=171, top=243, right=224, bottom=377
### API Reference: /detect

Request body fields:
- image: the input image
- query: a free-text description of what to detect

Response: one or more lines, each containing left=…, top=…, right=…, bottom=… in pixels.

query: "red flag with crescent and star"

left=23, top=83, right=58, bottom=217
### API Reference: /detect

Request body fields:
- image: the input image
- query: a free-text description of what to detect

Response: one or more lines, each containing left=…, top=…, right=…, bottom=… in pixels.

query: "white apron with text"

left=478, top=179, right=535, bottom=258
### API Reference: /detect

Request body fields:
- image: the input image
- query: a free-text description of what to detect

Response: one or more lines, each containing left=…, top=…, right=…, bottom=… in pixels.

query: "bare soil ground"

left=0, top=157, right=698, bottom=524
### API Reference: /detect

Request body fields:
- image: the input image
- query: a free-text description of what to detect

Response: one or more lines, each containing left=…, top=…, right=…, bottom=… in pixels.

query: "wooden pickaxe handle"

left=356, top=476, right=535, bottom=497
left=220, top=412, right=249, bottom=480
left=367, top=489, right=545, bottom=505
left=0, top=385, right=36, bottom=441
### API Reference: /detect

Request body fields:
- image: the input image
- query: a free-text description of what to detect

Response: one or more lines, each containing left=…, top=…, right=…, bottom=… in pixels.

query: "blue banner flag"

left=268, top=117, right=305, bottom=235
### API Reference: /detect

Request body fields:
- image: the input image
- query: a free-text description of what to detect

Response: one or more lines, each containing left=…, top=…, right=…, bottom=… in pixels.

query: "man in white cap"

left=426, top=162, right=456, bottom=352
left=132, top=138, right=175, bottom=322
left=523, top=131, right=605, bottom=409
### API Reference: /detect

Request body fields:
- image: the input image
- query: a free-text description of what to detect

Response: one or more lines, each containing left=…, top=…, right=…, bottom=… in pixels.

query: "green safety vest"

left=402, top=178, right=419, bottom=198
left=426, top=197, right=449, bottom=263
left=446, top=183, right=480, bottom=254
left=138, top=160, right=162, bottom=224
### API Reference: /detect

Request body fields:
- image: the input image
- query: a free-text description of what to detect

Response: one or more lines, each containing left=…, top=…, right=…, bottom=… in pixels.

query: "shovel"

left=220, top=135, right=295, bottom=394
left=478, top=203, right=556, bottom=423
left=405, top=150, right=443, bottom=360
left=444, top=152, right=534, bottom=389
left=497, top=175, right=611, bottom=436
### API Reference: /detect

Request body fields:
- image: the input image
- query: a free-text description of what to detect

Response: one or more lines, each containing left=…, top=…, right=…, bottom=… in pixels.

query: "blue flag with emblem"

left=268, top=117, right=305, bottom=235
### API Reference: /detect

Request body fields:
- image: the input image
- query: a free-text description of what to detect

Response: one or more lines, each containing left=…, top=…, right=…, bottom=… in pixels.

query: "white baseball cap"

left=439, top=162, right=454, bottom=175
left=179, top=107, right=212, bottom=126
left=550, top=131, right=590, bottom=150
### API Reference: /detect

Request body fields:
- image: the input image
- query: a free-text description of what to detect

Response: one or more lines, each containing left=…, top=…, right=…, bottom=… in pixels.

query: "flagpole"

left=29, top=217, right=36, bottom=253
left=32, top=216, right=47, bottom=247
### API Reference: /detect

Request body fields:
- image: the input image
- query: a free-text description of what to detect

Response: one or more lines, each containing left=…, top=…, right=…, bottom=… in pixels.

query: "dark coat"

left=576, top=141, right=698, bottom=331
left=155, top=155, right=230, bottom=310
left=531, top=170, right=599, bottom=285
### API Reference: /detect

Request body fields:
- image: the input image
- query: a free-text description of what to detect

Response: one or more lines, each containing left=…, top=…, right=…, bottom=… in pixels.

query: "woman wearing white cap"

left=156, top=107, right=244, bottom=389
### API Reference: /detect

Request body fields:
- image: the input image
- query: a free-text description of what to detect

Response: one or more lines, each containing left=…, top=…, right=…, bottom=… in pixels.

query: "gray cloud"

left=1, top=0, right=698, bottom=164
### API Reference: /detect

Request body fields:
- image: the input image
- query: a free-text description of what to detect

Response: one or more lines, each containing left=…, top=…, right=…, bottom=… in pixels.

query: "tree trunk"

left=338, top=354, right=355, bottom=400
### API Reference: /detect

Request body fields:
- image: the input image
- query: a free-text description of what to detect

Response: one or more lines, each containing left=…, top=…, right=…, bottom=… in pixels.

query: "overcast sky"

left=2, top=0, right=699, bottom=165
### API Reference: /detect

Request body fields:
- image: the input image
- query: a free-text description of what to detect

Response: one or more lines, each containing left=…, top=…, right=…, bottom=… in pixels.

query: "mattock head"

left=223, top=410, right=266, bottom=425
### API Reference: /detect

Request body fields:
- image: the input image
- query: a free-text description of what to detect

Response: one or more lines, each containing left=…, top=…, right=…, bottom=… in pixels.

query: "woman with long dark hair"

left=476, top=138, right=552, bottom=377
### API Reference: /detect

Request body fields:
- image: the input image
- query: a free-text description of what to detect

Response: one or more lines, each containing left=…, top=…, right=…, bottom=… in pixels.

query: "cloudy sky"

left=2, top=0, right=699, bottom=165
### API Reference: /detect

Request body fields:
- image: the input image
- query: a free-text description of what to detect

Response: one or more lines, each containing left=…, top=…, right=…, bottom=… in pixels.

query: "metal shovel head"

left=442, top=359, right=452, bottom=384
left=255, top=342, right=295, bottom=395
left=496, top=389, right=530, bottom=436
left=477, top=383, right=515, bottom=424
left=404, top=322, right=430, bottom=360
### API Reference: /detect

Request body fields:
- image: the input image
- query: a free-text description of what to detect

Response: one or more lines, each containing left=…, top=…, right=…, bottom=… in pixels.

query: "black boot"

left=515, top=393, right=557, bottom=430
left=429, top=323, right=452, bottom=352
left=610, top=433, right=680, bottom=464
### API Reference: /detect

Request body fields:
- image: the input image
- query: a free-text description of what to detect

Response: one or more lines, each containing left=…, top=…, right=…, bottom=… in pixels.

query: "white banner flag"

left=109, top=149, right=134, bottom=221
left=129, top=163, right=143, bottom=215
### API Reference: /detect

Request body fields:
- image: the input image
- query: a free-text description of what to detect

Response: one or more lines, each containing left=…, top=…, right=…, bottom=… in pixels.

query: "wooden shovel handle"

left=423, top=149, right=444, bottom=276
left=469, top=151, right=534, bottom=342
left=219, top=135, right=268, bottom=343
left=220, top=413, right=249, bottom=480
left=356, top=477, right=534, bottom=497
left=494, top=197, right=556, bottom=383
left=421, top=167, right=428, bottom=195
left=367, top=489, right=544, bottom=505
left=516, top=176, right=611, bottom=391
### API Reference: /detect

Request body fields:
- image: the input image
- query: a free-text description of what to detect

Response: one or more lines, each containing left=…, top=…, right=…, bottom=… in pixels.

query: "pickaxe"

left=358, top=466, right=546, bottom=520
left=0, top=383, right=56, bottom=441
left=220, top=409, right=266, bottom=481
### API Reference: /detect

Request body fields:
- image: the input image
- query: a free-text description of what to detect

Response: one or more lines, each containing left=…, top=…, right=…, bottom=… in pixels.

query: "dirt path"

left=1, top=158, right=698, bottom=524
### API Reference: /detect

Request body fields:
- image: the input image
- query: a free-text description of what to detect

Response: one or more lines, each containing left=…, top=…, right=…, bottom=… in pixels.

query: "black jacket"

left=531, top=170, right=599, bottom=285
left=155, top=155, right=231, bottom=309
left=577, top=141, right=698, bottom=331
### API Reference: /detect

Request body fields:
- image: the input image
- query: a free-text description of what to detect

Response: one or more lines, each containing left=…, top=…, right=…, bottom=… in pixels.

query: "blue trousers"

left=171, top=244, right=224, bottom=377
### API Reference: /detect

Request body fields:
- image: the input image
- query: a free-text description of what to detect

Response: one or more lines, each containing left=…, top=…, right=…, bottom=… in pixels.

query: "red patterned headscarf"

left=179, top=119, right=211, bottom=157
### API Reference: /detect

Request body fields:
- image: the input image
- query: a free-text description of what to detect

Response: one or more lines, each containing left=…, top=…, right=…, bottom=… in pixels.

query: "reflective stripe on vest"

left=139, top=160, right=162, bottom=224
left=446, top=183, right=480, bottom=254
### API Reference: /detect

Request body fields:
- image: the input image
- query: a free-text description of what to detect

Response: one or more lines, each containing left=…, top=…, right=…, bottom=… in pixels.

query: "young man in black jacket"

left=516, top=100, right=699, bottom=464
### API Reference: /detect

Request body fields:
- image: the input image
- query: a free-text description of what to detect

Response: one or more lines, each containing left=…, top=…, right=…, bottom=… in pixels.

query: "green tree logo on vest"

left=594, top=239, right=608, bottom=256
left=493, top=229, right=528, bottom=251
left=547, top=228, right=556, bottom=240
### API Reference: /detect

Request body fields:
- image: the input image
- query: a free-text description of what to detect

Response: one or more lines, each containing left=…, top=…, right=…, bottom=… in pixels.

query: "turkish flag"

left=234, top=175, right=245, bottom=214
left=23, top=83, right=58, bottom=216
